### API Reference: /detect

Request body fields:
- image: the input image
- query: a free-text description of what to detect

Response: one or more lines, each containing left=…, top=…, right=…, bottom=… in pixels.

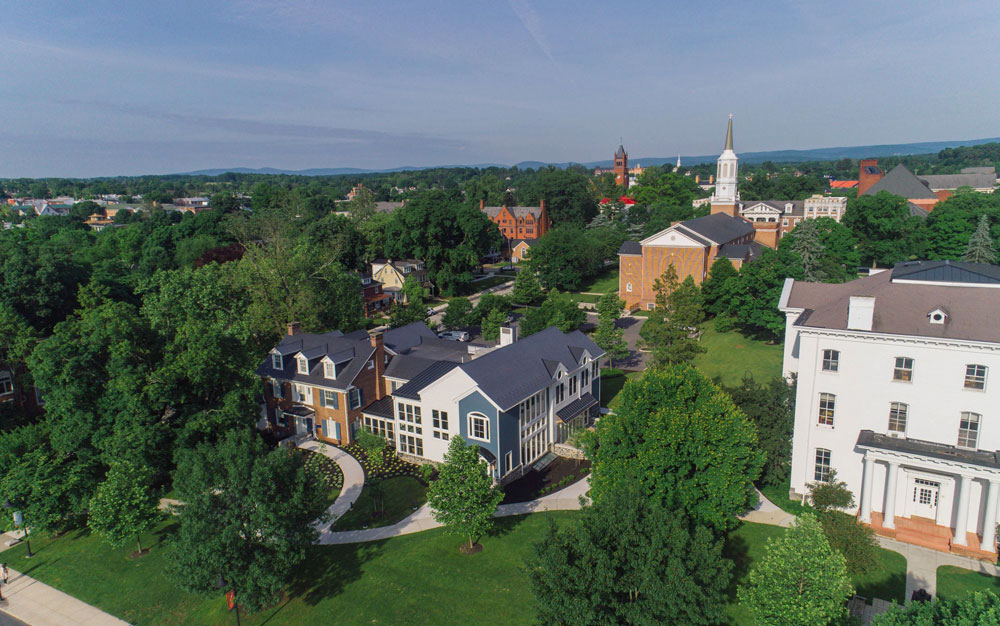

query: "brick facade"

left=481, top=202, right=551, bottom=256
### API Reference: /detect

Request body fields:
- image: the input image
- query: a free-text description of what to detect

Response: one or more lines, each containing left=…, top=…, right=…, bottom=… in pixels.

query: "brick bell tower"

left=614, top=141, right=628, bottom=187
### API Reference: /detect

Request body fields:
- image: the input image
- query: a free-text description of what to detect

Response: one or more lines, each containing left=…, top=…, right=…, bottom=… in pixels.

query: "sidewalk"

left=0, top=535, right=130, bottom=626
left=300, top=440, right=365, bottom=534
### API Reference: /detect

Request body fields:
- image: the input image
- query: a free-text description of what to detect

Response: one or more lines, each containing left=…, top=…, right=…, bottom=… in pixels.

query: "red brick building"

left=480, top=201, right=551, bottom=259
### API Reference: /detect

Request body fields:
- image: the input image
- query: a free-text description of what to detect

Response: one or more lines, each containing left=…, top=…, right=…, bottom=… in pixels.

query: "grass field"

left=576, top=267, right=619, bottom=294
left=937, top=565, right=1000, bottom=601
left=469, top=274, right=515, bottom=292
left=334, top=476, right=427, bottom=531
left=692, top=324, right=784, bottom=387
left=2, top=514, right=905, bottom=625
left=600, top=368, right=641, bottom=411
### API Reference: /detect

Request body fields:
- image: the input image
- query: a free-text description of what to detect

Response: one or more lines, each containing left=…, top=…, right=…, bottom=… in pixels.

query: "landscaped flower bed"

left=341, top=443, right=422, bottom=481
left=298, top=448, right=344, bottom=490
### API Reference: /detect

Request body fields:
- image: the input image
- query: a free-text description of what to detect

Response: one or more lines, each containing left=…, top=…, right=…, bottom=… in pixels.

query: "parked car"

left=438, top=330, right=471, bottom=342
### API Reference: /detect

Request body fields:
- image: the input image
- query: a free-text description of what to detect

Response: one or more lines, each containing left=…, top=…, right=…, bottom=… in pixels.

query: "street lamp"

left=3, top=499, right=32, bottom=558
left=215, top=575, right=242, bottom=626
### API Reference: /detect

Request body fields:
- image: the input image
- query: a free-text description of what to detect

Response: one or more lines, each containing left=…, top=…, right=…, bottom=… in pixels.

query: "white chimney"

left=500, top=325, right=517, bottom=347
left=847, top=296, right=875, bottom=331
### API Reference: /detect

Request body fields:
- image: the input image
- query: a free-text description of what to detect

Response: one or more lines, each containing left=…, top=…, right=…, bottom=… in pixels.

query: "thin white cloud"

left=506, top=0, right=556, bottom=65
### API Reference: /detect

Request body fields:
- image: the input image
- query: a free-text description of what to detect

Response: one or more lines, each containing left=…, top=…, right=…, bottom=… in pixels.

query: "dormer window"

left=297, top=356, right=309, bottom=375
left=272, top=353, right=283, bottom=370
left=324, top=361, right=335, bottom=379
left=928, top=309, right=947, bottom=325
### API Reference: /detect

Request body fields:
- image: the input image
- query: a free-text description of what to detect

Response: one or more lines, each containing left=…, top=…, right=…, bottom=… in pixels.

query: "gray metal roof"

left=384, top=355, right=439, bottom=381
left=383, top=322, right=438, bottom=354
left=857, top=430, right=1000, bottom=469
left=394, top=361, right=460, bottom=400
left=863, top=164, right=938, bottom=200
left=716, top=243, right=752, bottom=260
left=907, top=202, right=930, bottom=218
left=459, top=327, right=605, bottom=410
left=677, top=212, right=755, bottom=245
left=618, top=240, right=642, bottom=255
left=892, top=260, right=1000, bottom=285
left=918, top=173, right=996, bottom=190
left=361, top=395, right=395, bottom=419
left=556, top=393, right=598, bottom=423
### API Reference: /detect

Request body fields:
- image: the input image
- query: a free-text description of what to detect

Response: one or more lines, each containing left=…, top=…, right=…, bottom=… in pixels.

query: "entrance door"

left=911, top=478, right=940, bottom=519
left=296, top=416, right=314, bottom=436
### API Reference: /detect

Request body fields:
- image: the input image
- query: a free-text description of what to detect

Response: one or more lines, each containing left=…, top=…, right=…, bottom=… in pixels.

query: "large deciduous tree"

left=842, top=191, right=921, bottom=267
left=510, top=268, right=543, bottom=306
left=441, top=296, right=473, bottom=329
left=585, top=365, right=764, bottom=533
left=639, top=270, right=706, bottom=366
left=729, top=247, right=803, bottom=341
left=738, top=513, right=853, bottom=626
left=427, top=436, right=503, bottom=553
left=528, top=485, right=731, bottom=626
left=872, top=591, right=1000, bottom=625
left=725, top=375, right=795, bottom=487
left=527, top=226, right=604, bottom=291
left=778, top=216, right=861, bottom=283
left=527, top=167, right=598, bottom=226
left=593, top=292, right=629, bottom=367
left=170, top=428, right=327, bottom=613
left=518, top=290, right=586, bottom=337
left=87, top=460, right=160, bottom=555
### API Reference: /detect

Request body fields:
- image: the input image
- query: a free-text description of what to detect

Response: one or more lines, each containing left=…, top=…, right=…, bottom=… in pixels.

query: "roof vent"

left=847, top=296, right=875, bottom=331
left=928, top=308, right=948, bottom=325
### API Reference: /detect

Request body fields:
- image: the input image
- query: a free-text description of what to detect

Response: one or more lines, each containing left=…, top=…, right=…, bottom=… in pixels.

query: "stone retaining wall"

left=552, top=443, right=586, bottom=460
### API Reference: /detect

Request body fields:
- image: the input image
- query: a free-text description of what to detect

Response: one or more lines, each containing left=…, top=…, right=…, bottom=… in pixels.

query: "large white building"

left=779, top=260, right=1000, bottom=559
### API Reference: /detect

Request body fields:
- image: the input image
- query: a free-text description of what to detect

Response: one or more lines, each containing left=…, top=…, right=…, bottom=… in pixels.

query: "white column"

left=883, top=462, right=899, bottom=530
left=859, top=456, right=875, bottom=524
left=953, top=474, right=972, bottom=546
left=980, top=480, right=1000, bottom=552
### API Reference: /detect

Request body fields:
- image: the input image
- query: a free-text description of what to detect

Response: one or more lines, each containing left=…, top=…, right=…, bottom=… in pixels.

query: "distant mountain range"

left=178, top=136, right=1000, bottom=178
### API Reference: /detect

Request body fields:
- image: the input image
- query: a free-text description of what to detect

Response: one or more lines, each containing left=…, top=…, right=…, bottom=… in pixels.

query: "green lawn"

left=468, top=275, right=515, bottom=293
left=937, top=565, right=1000, bottom=601
left=600, top=368, right=641, bottom=411
left=576, top=267, right=619, bottom=294
left=692, top=324, right=784, bottom=387
left=1, top=514, right=905, bottom=625
left=334, top=476, right=428, bottom=531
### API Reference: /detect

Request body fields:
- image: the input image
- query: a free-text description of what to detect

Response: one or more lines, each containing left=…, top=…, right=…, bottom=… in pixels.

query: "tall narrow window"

left=822, top=349, right=839, bottom=372
left=893, top=357, right=913, bottom=382
left=965, top=364, right=988, bottom=390
left=888, top=402, right=907, bottom=434
left=272, top=353, right=283, bottom=369
left=817, top=393, right=836, bottom=427
left=271, top=379, right=283, bottom=399
left=297, top=356, right=309, bottom=375
left=324, top=361, right=335, bottom=379
left=958, top=412, right=981, bottom=449
left=814, top=449, right=832, bottom=482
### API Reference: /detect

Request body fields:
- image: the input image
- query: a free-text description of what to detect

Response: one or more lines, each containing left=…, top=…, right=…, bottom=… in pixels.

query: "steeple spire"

left=724, top=114, right=734, bottom=151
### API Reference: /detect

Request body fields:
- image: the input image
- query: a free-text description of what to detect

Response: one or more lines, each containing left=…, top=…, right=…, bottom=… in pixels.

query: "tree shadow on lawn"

left=722, top=533, right=751, bottom=604
left=487, top=512, right=530, bottom=540
left=282, top=540, right=385, bottom=609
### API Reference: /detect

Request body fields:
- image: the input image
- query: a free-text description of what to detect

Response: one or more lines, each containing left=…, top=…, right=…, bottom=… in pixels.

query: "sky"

left=2, top=0, right=1000, bottom=178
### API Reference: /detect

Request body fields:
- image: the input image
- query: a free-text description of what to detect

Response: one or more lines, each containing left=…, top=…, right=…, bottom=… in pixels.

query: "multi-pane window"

left=320, top=389, right=339, bottom=409
left=814, top=449, right=832, bottom=482
left=555, top=383, right=565, bottom=404
left=582, top=368, right=590, bottom=388
left=364, top=416, right=394, bottom=440
left=297, top=356, right=309, bottom=374
left=432, top=409, right=450, bottom=440
left=271, top=379, right=283, bottom=399
left=592, top=361, right=599, bottom=378
left=569, top=376, right=577, bottom=395
left=398, top=402, right=422, bottom=436
left=0, top=376, right=13, bottom=395
left=893, top=357, right=914, bottom=382
left=958, top=412, right=981, bottom=449
left=469, top=413, right=490, bottom=440
left=518, top=391, right=544, bottom=428
left=965, top=365, right=988, bottom=390
left=888, top=402, right=908, bottom=434
left=349, top=387, right=363, bottom=409
left=399, top=434, right=423, bottom=456
left=822, top=349, right=839, bottom=372
left=817, top=393, right=836, bottom=426
left=271, top=353, right=283, bottom=369
left=293, top=383, right=312, bottom=403
left=323, top=361, right=335, bottom=379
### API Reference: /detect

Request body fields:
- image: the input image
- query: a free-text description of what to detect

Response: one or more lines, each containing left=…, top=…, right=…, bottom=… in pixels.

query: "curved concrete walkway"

left=318, top=467, right=591, bottom=545
left=300, top=440, right=365, bottom=534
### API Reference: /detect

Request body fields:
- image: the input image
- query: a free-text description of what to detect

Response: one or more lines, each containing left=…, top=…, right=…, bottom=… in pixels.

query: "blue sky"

left=2, top=0, right=999, bottom=177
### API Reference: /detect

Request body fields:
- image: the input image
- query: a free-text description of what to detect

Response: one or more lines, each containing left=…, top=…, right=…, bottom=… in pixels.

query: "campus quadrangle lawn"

left=4, top=514, right=907, bottom=626
left=937, top=565, right=1000, bottom=601
left=692, top=324, right=784, bottom=387
left=576, top=267, right=619, bottom=294
left=333, top=475, right=428, bottom=531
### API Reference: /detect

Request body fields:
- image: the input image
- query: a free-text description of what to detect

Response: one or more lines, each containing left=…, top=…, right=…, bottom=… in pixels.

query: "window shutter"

left=333, top=420, right=342, bottom=440
left=320, top=420, right=328, bottom=438
left=358, top=388, right=364, bottom=407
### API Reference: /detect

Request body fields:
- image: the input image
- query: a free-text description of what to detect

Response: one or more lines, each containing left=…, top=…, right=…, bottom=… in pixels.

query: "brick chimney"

left=480, top=199, right=485, bottom=210
left=539, top=199, right=546, bottom=212
left=370, top=331, right=385, bottom=399
left=858, top=159, right=883, bottom=196
left=287, top=321, right=300, bottom=336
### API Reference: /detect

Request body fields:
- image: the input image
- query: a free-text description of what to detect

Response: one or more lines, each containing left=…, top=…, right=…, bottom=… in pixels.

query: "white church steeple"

left=710, top=115, right=739, bottom=212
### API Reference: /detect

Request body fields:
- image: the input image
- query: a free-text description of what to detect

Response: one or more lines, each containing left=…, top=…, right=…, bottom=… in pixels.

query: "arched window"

left=468, top=412, right=490, bottom=441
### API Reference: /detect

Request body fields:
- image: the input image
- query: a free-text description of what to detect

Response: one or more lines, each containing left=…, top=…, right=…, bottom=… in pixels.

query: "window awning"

left=556, top=393, right=598, bottom=424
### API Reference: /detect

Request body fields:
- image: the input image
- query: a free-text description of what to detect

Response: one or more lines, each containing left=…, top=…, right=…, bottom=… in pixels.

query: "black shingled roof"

left=394, top=361, right=460, bottom=400
left=618, top=241, right=642, bottom=255
left=676, top=212, right=754, bottom=245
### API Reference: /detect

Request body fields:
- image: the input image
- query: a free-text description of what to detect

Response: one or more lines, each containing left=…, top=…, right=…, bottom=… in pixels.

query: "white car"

left=438, top=330, right=471, bottom=342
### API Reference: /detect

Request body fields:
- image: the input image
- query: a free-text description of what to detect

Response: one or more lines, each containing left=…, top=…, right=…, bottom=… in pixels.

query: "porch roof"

left=556, top=393, right=598, bottom=424
left=283, top=405, right=315, bottom=418
left=857, top=430, right=1000, bottom=470
left=361, top=395, right=394, bottom=419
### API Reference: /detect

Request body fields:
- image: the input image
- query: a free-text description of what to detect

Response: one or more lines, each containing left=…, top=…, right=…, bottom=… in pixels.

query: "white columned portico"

left=980, top=480, right=1000, bottom=552
left=883, top=462, right=899, bottom=530
left=953, top=474, right=973, bottom=546
left=859, top=455, right=875, bottom=524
